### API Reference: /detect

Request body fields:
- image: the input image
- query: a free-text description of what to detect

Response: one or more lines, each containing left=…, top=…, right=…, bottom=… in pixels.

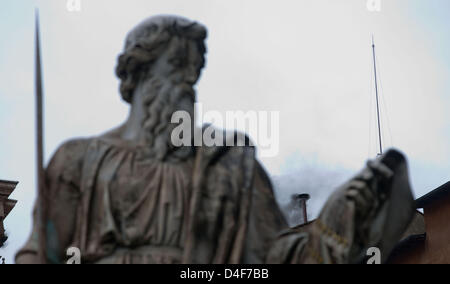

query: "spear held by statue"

left=35, top=9, right=47, bottom=264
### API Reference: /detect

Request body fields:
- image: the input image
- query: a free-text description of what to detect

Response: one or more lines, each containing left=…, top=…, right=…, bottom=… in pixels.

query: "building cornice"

left=0, top=180, right=19, bottom=198
left=0, top=180, right=18, bottom=219
left=416, top=181, right=450, bottom=209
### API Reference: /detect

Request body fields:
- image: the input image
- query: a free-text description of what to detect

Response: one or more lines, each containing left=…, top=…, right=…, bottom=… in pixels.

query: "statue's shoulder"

left=199, top=125, right=255, bottom=160
left=51, top=137, right=92, bottom=162
left=48, top=126, right=127, bottom=180
left=51, top=124, right=124, bottom=163
left=199, top=126, right=257, bottom=181
left=47, top=137, right=93, bottom=187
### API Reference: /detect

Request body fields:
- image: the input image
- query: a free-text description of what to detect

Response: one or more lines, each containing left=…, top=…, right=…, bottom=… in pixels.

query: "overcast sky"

left=1, top=0, right=449, bottom=263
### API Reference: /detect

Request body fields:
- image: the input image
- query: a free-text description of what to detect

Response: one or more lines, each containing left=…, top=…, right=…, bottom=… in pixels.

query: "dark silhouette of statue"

left=16, top=15, right=414, bottom=264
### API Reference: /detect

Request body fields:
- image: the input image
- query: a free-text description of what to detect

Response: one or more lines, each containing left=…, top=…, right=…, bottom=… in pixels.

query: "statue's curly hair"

left=115, top=15, right=207, bottom=103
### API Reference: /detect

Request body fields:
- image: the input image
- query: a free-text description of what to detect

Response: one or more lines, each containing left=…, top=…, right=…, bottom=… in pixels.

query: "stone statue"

left=16, top=15, right=415, bottom=264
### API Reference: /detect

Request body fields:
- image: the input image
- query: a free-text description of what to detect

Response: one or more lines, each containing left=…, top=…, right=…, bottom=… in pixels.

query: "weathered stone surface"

left=16, top=15, right=414, bottom=264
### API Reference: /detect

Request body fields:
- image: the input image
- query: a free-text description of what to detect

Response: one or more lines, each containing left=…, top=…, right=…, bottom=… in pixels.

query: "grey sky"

left=0, top=0, right=449, bottom=263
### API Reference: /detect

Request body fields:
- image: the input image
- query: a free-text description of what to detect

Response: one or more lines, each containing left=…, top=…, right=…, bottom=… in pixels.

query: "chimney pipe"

left=294, top=194, right=310, bottom=224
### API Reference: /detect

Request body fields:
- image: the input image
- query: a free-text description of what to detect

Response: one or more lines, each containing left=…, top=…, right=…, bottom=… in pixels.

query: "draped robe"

left=16, top=131, right=414, bottom=264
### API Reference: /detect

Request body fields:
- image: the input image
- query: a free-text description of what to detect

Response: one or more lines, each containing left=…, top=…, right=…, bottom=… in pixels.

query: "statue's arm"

left=265, top=174, right=378, bottom=264
left=267, top=150, right=414, bottom=264
left=15, top=138, right=90, bottom=264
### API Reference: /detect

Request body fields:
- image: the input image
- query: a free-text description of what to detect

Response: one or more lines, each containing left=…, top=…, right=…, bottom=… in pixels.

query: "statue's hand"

left=286, top=150, right=414, bottom=264
left=341, top=151, right=415, bottom=263
left=346, top=160, right=393, bottom=222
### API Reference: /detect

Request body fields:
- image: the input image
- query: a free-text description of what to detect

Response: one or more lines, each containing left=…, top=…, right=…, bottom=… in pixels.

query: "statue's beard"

left=140, top=77, right=195, bottom=161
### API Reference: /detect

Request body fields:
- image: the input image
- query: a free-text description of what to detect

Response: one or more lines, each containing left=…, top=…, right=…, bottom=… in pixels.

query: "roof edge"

left=416, top=181, right=450, bottom=209
left=0, top=180, right=18, bottom=198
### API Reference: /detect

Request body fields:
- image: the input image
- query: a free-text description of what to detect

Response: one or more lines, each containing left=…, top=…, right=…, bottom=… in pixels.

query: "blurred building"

left=389, top=181, right=450, bottom=264
left=0, top=180, right=18, bottom=247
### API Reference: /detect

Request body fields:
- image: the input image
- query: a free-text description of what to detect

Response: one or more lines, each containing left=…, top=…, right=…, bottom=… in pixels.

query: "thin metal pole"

left=35, top=9, right=47, bottom=264
left=372, top=36, right=383, bottom=155
left=300, top=199, right=308, bottom=224
left=296, top=194, right=310, bottom=225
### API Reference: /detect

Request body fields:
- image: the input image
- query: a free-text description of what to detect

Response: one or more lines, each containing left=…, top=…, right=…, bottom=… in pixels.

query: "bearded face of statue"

left=138, top=35, right=202, bottom=124
left=134, top=36, right=203, bottom=159
left=115, top=16, right=207, bottom=161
